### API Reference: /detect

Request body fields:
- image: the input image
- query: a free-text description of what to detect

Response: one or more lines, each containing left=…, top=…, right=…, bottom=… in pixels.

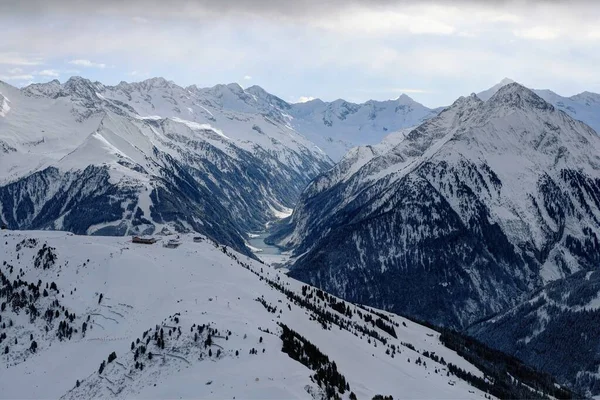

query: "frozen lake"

left=247, top=231, right=290, bottom=267
left=247, top=232, right=282, bottom=255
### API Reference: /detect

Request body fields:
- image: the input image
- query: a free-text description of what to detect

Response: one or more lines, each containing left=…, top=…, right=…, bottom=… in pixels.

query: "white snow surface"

left=0, top=77, right=331, bottom=185
left=0, top=230, right=492, bottom=400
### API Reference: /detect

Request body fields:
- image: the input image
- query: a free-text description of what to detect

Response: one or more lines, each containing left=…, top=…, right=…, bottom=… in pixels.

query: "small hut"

left=163, top=239, right=181, bottom=249
left=132, top=236, right=157, bottom=244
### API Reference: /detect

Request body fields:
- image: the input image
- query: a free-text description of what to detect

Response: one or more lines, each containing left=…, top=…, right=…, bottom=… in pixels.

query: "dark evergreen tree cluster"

left=280, top=323, right=349, bottom=399
left=57, top=319, right=75, bottom=341
left=33, top=244, right=57, bottom=270
left=422, top=350, right=445, bottom=365
left=374, top=318, right=397, bottom=339
left=0, top=266, right=80, bottom=349
left=255, top=296, right=277, bottom=313
left=328, top=297, right=352, bottom=317
left=439, top=329, right=577, bottom=399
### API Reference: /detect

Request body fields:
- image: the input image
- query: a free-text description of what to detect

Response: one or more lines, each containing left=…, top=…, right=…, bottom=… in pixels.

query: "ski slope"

left=0, top=230, right=490, bottom=399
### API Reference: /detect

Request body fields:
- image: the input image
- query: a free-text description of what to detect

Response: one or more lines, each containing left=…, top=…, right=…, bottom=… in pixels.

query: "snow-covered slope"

left=272, top=84, right=600, bottom=332
left=478, top=78, right=600, bottom=134
left=0, top=77, right=333, bottom=256
left=0, top=229, right=509, bottom=399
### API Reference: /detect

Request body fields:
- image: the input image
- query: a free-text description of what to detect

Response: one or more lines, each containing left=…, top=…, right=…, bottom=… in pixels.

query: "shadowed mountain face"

left=469, top=269, right=600, bottom=396
left=274, top=83, right=600, bottom=330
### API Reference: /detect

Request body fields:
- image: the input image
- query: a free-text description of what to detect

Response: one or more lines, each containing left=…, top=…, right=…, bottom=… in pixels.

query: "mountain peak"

left=245, top=85, right=291, bottom=109
left=226, top=82, right=244, bottom=92
left=477, top=78, right=516, bottom=101
left=21, top=79, right=63, bottom=98
left=487, top=82, right=553, bottom=111
left=397, top=93, right=415, bottom=104
left=450, top=92, right=482, bottom=109
left=64, top=76, right=91, bottom=85
left=245, top=85, right=268, bottom=96
left=206, top=82, right=244, bottom=96
left=62, top=76, right=99, bottom=98
left=139, top=77, right=174, bottom=89
left=570, top=90, right=600, bottom=104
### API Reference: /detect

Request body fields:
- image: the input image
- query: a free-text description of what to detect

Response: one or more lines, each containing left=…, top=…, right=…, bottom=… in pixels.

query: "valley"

left=3, top=0, right=600, bottom=398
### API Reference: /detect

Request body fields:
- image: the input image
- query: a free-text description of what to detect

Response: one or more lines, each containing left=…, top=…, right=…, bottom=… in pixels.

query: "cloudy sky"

left=1, top=0, right=599, bottom=106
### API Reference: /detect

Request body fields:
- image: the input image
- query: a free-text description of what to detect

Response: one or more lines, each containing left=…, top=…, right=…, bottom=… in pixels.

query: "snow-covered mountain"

left=226, top=83, right=441, bottom=161
left=0, top=76, right=444, bottom=254
left=287, top=95, right=441, bottom=161
left=271, top=83, right=600, bottom=333
left=0, top=77, right=334, bottom=256
left=479, top=78, right=600, bottom=134
left=0, top=229, right=571, bottom=399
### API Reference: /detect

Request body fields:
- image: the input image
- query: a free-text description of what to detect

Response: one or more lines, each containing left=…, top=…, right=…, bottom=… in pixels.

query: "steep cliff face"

left=276, top=84, right=600, bottom=328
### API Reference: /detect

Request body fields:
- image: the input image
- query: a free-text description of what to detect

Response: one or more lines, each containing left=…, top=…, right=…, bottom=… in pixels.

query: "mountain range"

left=0, top=77, right=334, bottom=256
left=271, top=83, right=600, bottom=395
left=2, top=75, right=600, bottom=397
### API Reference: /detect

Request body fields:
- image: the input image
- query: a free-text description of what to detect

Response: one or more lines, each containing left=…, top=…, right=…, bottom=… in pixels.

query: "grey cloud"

left=1, top=0, right=595, bottom=18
